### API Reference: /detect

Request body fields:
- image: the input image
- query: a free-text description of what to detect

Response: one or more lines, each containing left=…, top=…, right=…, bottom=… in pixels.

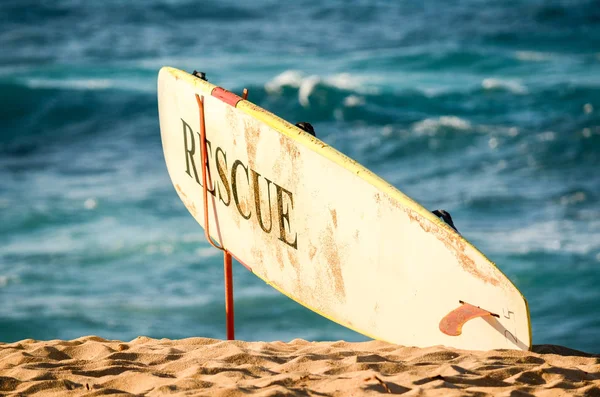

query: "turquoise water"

left=1, top=0, right=599, bottom=352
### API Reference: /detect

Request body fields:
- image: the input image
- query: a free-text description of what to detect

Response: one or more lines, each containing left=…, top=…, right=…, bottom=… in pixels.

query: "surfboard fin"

left=432, top=209, right=458, bottom=233
left=192, top=70, right=207, bottom=81
left=439, top=301, right=498, bottom=336
left=295, top=122, right=316, bottom=137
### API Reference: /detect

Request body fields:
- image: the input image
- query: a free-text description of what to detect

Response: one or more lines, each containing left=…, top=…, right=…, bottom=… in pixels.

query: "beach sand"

left=1, top=336, right=599, bottom=396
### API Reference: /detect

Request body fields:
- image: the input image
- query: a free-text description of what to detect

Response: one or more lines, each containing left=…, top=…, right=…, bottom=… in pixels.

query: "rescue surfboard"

left=157, top=67, right=532, bottom=351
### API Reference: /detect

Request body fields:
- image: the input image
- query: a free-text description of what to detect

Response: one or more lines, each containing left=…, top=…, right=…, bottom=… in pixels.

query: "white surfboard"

left=158, top=67, right=532, bottom=351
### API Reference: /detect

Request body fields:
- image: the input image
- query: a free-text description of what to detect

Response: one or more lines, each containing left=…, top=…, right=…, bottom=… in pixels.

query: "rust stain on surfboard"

left=251, top=247, right=263, bottom=265
left=321, top=226, right=346, bottom=303
left=175, top=184, right=198, bottom=217
left=330, top=209, right=338, bottom=229
left=175, top=184, right=186, bottom=198
left=275, top=246, right=284, bottom=271
left=224, top=106, right=239, bottom=137
left=308, top=243, right=317, bottom=261
left=287, top=249, right=300, bottom=272
left=230, top=204, right=241, bottom=228
left=279, top=133, right=300, bottom=161
left=181, top=196, right=197, bottom=218
left=244, top=119, right=259, bottom=169
left=269, top=121, right=303, bottom=193
left=403, top=207, right=501, bottom=286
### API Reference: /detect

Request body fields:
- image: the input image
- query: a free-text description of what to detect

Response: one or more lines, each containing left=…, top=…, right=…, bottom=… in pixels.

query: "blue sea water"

left=1, top=0, right=599, bottom=352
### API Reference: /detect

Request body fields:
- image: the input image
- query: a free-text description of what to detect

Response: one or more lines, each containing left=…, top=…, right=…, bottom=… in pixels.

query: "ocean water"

left=1, top=0, right=599, bottom=352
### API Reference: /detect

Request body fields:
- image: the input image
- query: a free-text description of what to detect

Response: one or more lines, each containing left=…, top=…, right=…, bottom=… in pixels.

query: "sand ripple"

left=1, top=336, right=599, bottom=396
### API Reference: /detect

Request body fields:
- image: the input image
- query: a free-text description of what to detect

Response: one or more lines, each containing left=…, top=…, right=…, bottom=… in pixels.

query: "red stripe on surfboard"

left=211, top=87, right=243, bottom=107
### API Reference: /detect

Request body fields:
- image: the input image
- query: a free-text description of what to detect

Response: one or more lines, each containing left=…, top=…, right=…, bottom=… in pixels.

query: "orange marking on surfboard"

left=439, top=302, right=497, bottom=336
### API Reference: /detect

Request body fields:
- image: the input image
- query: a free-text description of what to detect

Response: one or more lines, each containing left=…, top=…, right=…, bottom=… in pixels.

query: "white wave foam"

left=264, top=70, right=305, bottom=93
left=482, top=78, right=527, bottom=94
left=514, top=51, right=553, bottom=62
left=343, top=95, right=365, bottom=107
left=181, top=233, right=204, bottom=243
left=412, top=116, right=472, bottom=135
left=23, top=77, right=154, bottom=92
left=84, top=198, right=97, bottom=210
left=0, top=275, right=20, bottom=288
left=560, top=191, right=587, bottom=206
left=26, top=78, right=113, bottom=90
left=536, top=131, right=556, bottom=142
left=485, top=220, right=599, bottom=256
left=298, top=75, right=320, bottom=107
left=265, top=70, right=374, bottom=107
left=264, top=70, right=319, bottom=106
left=195, top=246, right=220, bottom=259
left=145, top=243, right=174, bottom=255
left=326, top=73, right=363, bottom=91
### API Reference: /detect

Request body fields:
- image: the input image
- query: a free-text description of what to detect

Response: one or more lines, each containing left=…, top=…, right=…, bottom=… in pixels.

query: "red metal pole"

left=224, top=252, right=234, bottom=340
left=218, top=87, right=248, bottom=340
